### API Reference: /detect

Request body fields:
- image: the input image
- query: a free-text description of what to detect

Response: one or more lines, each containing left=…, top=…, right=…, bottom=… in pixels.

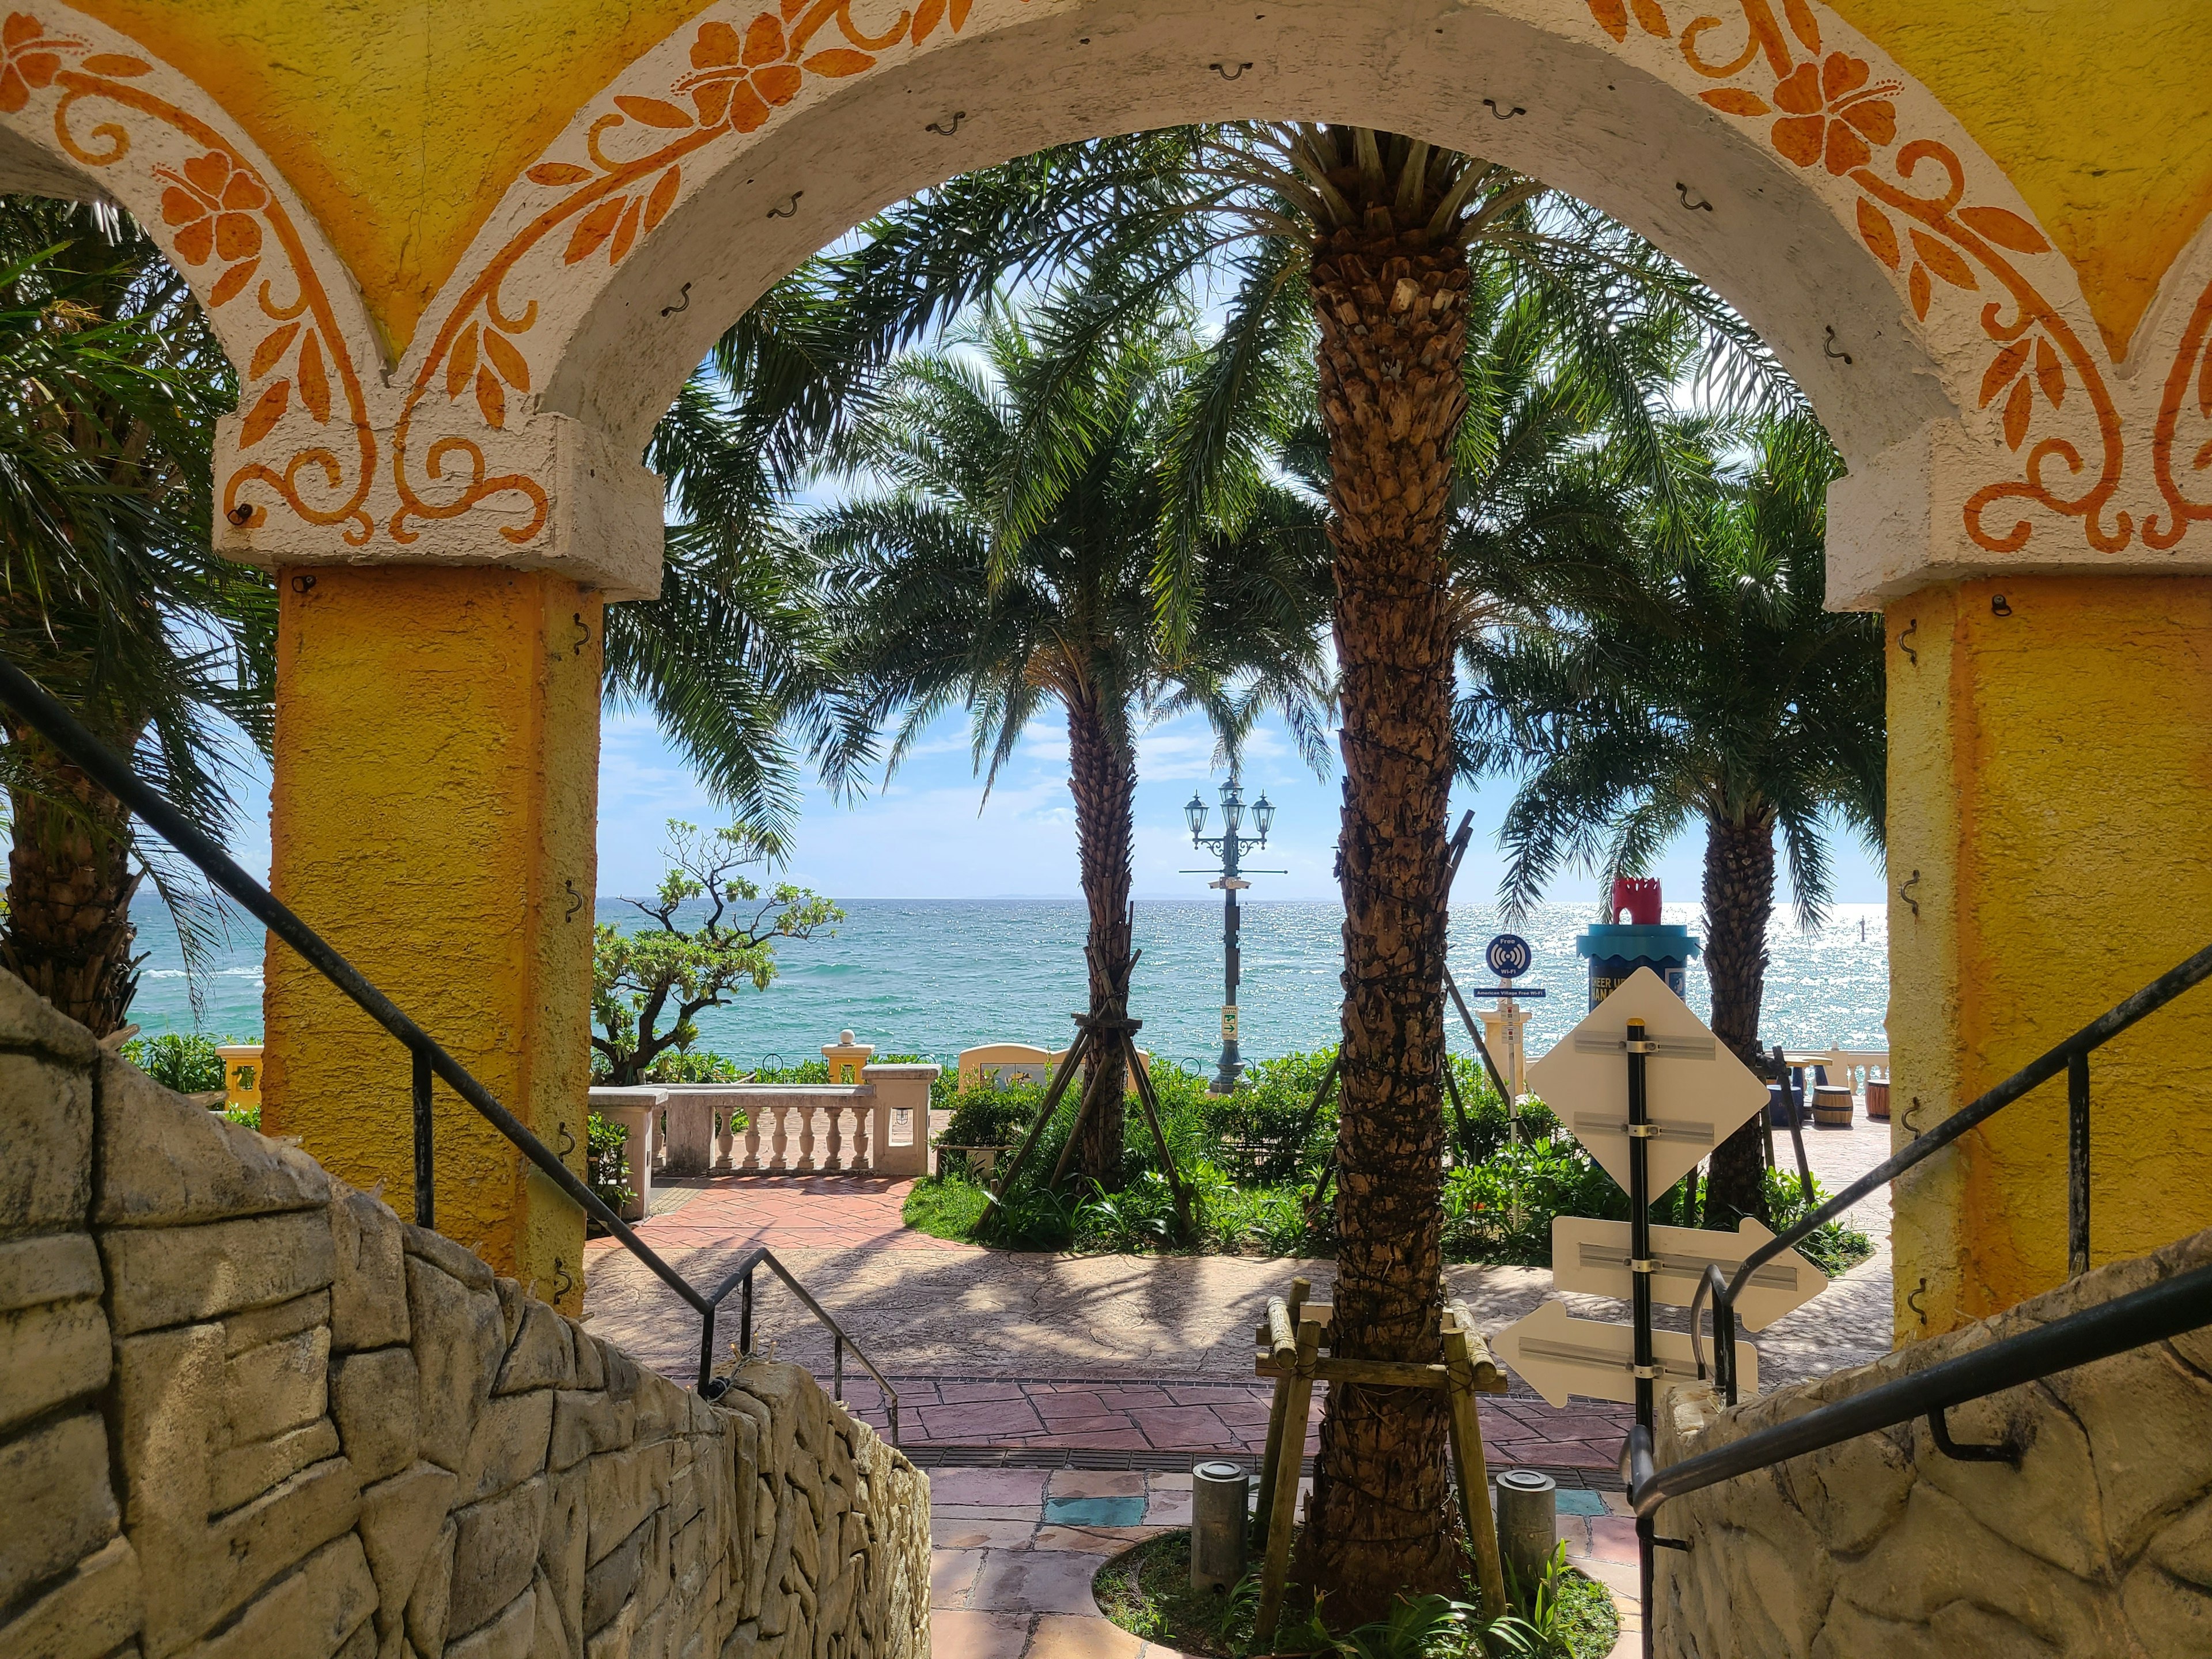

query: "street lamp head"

left=1253, top=791, right=1275, bottom=844
left=1219, top=774, right=1243, bottom=835
left=1184, top=791, right=1207, bottom=841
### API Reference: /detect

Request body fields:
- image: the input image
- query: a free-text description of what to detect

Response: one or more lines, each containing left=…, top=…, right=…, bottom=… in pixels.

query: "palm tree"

left=0, top=197, right=266, bottom=1037
left=702, top=127, right=1790, bottom=1609
left=810, top=303, right=1329, bottom=1188
left=1463, top=412, right=1885, bottom=1224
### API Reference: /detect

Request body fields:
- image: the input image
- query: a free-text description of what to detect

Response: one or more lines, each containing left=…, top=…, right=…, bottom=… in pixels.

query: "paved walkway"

left=583, top=1112, right=1899, bottom=1449
left=581, top=1111, right=1898, bottom=1659
left=925, top=1466, right=1642, bottom=1659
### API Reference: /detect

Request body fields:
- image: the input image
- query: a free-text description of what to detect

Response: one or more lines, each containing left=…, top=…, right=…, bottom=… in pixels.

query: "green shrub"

left=586, top=1111, right=631, bottom=1217
left=122, top=1032, right=230, bottom=1094
left=643, top=1048, right=742, bottom=1082
left=1764, top=1169, right=1876, bottom=1275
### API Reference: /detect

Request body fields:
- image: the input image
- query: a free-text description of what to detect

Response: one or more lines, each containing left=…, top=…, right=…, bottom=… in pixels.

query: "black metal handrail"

left=1628, top=1253, right=2212, bottom=1513
left=0, top=657, right=896, bottom=1440
left=1690, top=933, right=2212, bottom=1404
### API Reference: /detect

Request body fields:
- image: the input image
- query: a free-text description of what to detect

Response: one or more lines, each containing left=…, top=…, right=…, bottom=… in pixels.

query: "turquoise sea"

left=125, top=896, right=1889, bottom=1071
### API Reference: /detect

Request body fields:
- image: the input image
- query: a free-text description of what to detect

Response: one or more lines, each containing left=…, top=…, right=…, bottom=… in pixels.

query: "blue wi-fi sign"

left=1484, top=933, right=1533, bottom=979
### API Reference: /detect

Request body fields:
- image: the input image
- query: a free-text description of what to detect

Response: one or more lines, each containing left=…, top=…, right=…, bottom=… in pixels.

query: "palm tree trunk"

left=1301, top=160, right=1472, bottom=1615
left=1065, top=696, right=1134, bottom=1190
left=2, top=722, right=143, bottom=1037
left=1700, top=809, right=1777, bottom=1224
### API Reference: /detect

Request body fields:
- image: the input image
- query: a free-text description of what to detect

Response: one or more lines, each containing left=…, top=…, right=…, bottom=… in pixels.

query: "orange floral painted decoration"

left=393, top=0, right=996, bottom=547
left=0, top=10, right=375, bottom=543
left=1597, top=0, right=2137, bottom=556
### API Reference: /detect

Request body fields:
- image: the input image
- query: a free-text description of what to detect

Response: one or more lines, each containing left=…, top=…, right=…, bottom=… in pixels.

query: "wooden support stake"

left=1441, top=1058, right=1476, bottom=1164
left=1253, top=1313, right=1320, bottom=1647
left=980, top=1020, right=1093, bottom=1218
left=1252, top=1277, right=1309, bottom=1552
left=1444, top=1321, right=1508, bottom=1616
left=1121, top=1025, right=1195, bottom=1237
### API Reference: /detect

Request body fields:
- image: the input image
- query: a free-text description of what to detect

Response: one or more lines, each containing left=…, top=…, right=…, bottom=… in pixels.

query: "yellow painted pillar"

left=1886, top=574, right=2212, bottom=1339
left=260, top=565, right=601, bottom=1313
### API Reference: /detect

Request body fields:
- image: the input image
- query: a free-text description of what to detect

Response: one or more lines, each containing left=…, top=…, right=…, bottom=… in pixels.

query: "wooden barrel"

left=1812, top=1085, right=1855, bottom=1128
left=1865, top=1079, right=1891, bottom=1120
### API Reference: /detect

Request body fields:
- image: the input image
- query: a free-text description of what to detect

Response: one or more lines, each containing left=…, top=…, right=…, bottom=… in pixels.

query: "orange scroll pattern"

left=0, top=12, right=375, bottom=544
left=1587, top=0, right=2138, bottom=556
left=2149, top=282, right=2212, bottom=551
left=394, top=0, right=986, bottom=547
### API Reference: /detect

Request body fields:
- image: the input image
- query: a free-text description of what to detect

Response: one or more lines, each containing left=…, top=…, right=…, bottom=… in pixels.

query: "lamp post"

left=1184, top=774, right=1283, bottom=1093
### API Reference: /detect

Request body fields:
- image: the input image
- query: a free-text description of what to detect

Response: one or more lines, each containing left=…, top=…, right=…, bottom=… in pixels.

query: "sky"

left=590, top=700, right=1886, bottom=908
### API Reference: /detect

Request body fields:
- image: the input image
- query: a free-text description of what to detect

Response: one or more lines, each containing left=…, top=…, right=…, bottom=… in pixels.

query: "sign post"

left=1487, top=968, right=1793, bottom=1659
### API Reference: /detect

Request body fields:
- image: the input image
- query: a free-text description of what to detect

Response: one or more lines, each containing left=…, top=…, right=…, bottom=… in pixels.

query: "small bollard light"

left=1191, top=1461, right=1250, bottom=1593
left=1495, top=1468, right=1558, bottom=1589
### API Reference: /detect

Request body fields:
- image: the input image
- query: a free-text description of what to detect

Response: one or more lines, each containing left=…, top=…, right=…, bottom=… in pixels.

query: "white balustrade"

left=591, top=1066, right=941, bottom=1183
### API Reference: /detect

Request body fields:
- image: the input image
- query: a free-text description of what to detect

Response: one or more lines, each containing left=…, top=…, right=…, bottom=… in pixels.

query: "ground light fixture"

left=1184, top=772, right=1283, bottom=1092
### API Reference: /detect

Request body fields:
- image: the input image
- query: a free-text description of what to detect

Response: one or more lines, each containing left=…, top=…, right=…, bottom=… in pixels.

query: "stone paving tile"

left=932, top=1609, right=1032, bottom=1659
left=972, top=1550, right=1112, bottom=1616
left=925, top=1462, right=1643, bottom=1659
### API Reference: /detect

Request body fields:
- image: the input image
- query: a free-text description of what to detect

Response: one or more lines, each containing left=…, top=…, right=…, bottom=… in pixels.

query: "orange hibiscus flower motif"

left=679, top=14, right=805, bottom=135
left=1771, top=52, right=1897, bottom=176
left=157, top=151, right=267, bottom=267
left=0, top=12, right=79, bottom=113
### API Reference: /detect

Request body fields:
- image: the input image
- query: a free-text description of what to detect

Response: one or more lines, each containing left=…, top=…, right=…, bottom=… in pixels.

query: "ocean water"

left=124, top=896, right=1889, bottom=1071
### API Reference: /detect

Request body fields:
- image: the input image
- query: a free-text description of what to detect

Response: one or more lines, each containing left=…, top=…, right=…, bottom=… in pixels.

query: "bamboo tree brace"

left=1249, top=1278, right=1512, bottom=1642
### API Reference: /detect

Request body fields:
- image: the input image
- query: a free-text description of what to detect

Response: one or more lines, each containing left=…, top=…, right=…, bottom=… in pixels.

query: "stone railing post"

left=664, top=1091, right=714, bottom=1175
left=587, top=1086, right=666, bottom=1219
left=862, top=1064, right=940, bottom=1179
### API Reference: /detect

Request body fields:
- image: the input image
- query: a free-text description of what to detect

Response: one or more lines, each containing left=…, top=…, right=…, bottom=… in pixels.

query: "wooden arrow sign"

left=1490, top=1298, right=1761, bottom=1408
left=1524, top=967, right=1770, bottom=1195
left=1551, top=1217, right=1827, bottom=1331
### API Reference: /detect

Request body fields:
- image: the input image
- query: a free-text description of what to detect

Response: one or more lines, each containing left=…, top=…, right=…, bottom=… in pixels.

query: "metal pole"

left=1215, top=825, right=1243, bottom=1092
left=411, top=1043, right=434, bottom=1229
left=1627, top=1018, right=1655, bottom=1430
left=697, top=1304, right=718, bottom=1393
left=1629, top=1016, right=1657, bottom=1659
left=739, top=1266, right=753, bottom=1356
left=2069, top=1050, right=2091, bottom=1277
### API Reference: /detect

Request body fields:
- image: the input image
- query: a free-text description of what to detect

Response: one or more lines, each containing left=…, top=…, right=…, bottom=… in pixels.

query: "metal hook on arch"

left=1209, top=60, right=1252, bottom=81
left=1482, top=98, right=1526, bottom=120
left=766, top=191, right=803, bottom=219
left=1675, top=181, right=1713, bottom=212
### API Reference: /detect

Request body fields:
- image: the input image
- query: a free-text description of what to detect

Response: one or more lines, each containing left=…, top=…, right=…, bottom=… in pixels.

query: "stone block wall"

left=0, top=972, right=931, bottom=1659
left=1654, top=1224, right=2212, bottom=1657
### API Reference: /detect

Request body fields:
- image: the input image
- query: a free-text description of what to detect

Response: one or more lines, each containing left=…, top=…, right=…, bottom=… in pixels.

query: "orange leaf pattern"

left=396, top=0, right=1007, bottom=550
left=1584, top=0, right=2133, bottom=556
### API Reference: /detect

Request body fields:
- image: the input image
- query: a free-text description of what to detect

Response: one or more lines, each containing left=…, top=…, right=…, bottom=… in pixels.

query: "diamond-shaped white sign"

left=1525, top=967, right=1770, bottom=1195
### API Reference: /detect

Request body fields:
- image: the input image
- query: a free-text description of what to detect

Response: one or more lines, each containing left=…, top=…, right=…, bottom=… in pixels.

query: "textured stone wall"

left=1653, top=1224, right=2212, bottom=1657
left=0, top=971, right=931, bottom=1659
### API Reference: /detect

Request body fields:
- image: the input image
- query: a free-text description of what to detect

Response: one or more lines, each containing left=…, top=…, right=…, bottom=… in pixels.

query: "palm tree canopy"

left=1461, top=411, right=1885, bottom=925
left=0, top=196, right=268, bottom=1010
left=810, top=301, right=1332, bottom=797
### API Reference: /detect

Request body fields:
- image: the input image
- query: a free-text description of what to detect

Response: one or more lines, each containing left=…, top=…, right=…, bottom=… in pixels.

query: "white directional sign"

left=1524, top=967, right=1770, bottom=1195
left=1491, top=1298, right=1760, bottom=1408
left=1551, top=1217, right=1827, bottom=1331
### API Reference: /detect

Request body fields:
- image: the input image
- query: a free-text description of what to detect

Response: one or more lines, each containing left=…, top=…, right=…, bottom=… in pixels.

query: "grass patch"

left=902, top=1173, right=991, bottom=1243
left=1090, top=1529, right=1619, bottom=1659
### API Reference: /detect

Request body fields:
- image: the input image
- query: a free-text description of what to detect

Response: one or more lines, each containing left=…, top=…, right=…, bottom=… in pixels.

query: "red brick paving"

left=589, top=1171, right=1635, bottom=1471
